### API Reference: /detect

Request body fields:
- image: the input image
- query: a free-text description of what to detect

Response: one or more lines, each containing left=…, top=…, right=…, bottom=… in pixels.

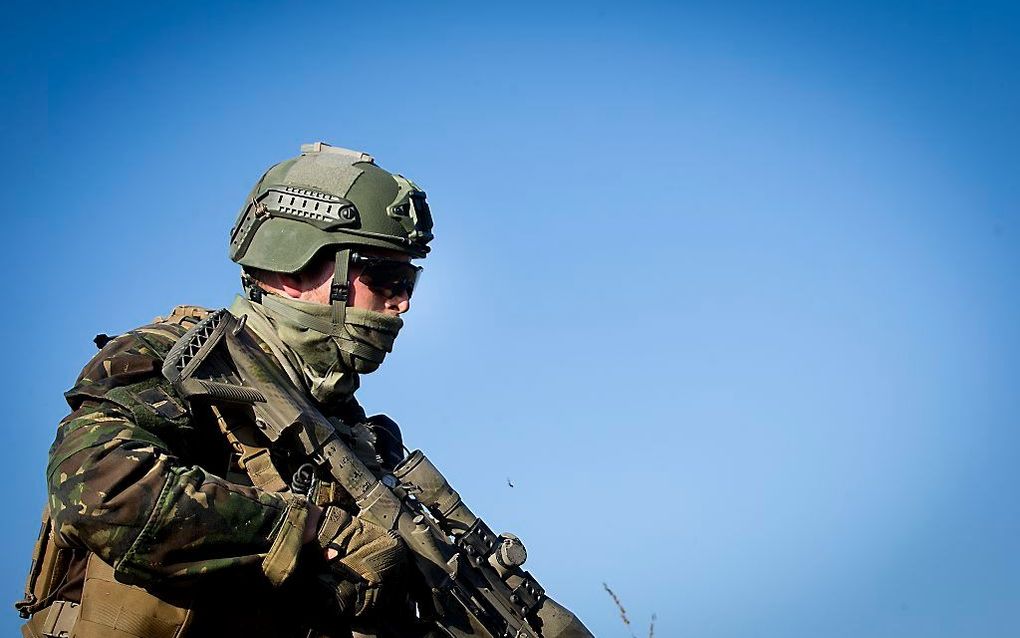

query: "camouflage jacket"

left=45, top=306, right=385, bottom=636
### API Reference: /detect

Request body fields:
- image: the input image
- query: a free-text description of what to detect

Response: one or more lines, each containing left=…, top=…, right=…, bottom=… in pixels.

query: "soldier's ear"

left=278, top=273, right=305, bottom=299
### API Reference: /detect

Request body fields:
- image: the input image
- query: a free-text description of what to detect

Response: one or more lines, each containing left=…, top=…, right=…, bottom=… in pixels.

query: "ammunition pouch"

left=22, top=554, right=194, bottom=638
left=22, top=599, right=78, bottom=638
left=72, top=554, right=193, bottom=638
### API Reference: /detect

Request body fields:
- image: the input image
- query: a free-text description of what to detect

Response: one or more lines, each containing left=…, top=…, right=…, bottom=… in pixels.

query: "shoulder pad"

left=64, top=304, right=211, bottom=413
left=65, top=321, right=189, bottom=410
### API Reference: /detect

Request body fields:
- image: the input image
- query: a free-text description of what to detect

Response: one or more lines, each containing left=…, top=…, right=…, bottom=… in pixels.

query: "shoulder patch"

left=65, top=305, right=218, bottom=413
left=102, top=353, right=159, bottom=378
left=132, top=385, right=188, bottom=420
left=66, top=320, right=187, bottom=410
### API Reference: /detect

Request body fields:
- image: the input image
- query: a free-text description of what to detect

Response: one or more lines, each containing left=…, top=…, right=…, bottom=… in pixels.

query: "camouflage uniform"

left=41, top=309, right=386, bottom=637
left=21, top=143, right=431, bottom=638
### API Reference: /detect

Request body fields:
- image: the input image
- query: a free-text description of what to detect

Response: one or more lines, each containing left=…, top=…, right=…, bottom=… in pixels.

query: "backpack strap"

left=209, top=404, right=288, bottom=493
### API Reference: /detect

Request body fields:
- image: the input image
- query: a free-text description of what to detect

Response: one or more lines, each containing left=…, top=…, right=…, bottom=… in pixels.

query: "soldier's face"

left=348, top=250, right=414, bottom=316
left=297, top=249, right=412, bottom=317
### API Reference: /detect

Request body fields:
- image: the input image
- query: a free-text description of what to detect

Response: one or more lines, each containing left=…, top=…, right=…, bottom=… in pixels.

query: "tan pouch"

left=21, top=610, right=48, bottom=638
left=71, top=554, right=192, bottom=638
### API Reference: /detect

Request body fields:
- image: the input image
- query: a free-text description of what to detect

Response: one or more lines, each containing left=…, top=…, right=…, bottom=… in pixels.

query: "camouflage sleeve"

left=47, top=325, right=309, bottom=587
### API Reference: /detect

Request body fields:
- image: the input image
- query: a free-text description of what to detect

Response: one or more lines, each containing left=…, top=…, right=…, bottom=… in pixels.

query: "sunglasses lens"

left=358, top=260, right=421, bottom=298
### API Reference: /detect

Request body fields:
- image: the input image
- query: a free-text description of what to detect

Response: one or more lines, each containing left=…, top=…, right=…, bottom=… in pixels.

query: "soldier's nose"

left=387, top=292, right=410, bottom=315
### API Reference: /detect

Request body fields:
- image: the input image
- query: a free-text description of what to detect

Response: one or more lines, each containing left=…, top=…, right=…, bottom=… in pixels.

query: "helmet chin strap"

left=330, top=248, right=352, bottom=327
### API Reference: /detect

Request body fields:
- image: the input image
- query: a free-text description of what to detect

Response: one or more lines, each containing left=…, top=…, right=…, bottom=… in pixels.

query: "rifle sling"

left=209, top=405, right=288, bottom=493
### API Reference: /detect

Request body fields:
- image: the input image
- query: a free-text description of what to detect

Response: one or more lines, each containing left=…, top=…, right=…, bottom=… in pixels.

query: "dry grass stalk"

left=602, top=582, right=636, bottom=638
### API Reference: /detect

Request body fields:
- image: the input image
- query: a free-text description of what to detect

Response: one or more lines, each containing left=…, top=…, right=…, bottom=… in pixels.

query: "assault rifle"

left=162, top=309, right=593, bottom=638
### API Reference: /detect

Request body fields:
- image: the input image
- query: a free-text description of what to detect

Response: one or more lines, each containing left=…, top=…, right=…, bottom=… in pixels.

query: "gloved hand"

left=315, top=505, right=408, bottom=619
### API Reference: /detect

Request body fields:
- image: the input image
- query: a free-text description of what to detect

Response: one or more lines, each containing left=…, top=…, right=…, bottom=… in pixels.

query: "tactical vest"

left=17, top=306, right=403, bottom=638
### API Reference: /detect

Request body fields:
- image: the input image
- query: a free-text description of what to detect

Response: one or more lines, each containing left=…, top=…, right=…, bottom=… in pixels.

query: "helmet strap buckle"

left=241, top=272, right=264, bottom=303
left=330, top=248, right=352, bottom=327
left=329, top=282, right=349, bottom=303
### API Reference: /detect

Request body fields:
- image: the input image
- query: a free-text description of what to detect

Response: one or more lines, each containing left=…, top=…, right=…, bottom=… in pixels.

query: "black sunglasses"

left=351, top=253, right=422, bottom=299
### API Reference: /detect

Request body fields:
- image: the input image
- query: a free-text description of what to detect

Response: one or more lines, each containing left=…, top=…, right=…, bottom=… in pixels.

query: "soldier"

left=18, top=143, right=434, bottom=637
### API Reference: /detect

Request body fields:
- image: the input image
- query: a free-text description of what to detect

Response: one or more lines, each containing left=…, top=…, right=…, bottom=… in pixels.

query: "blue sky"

left=4, top=1, right=1018, bottom=636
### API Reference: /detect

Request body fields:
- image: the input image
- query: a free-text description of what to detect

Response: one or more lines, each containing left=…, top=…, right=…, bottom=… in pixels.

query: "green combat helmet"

left=229, top=142, right=434, bottom=323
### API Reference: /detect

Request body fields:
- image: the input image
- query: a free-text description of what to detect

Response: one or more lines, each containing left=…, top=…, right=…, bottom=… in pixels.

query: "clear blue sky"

left=4, top=1, right=1018, bottom=636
